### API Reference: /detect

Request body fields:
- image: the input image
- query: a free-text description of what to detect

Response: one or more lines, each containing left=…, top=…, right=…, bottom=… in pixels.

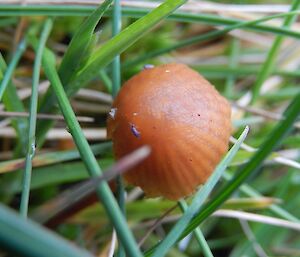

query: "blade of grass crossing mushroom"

left=41, top=49, right=142, bottom=257
left=124, top=10, right=300, bottom=68
left=111, top=1, right=126, bottom=257
left=178, top=200, right=214, bottom=257
left=19, top=19, right=53, bottom=218
left=150, top=126, right=249, bottom=257
left=180, top=90, right=300, bottom=241
left=0, top=204, right=95, bottom=257
left=111, top=0, right=122, bottom=206
left=251, top=0, right=300, bottom=103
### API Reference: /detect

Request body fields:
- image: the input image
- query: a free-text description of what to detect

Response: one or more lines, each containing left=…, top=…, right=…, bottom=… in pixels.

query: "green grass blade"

left=251, top=0, right=300, bottom=103
left=41, top=49, right=142, bottom=257
left=0, top=142, right=112, bottom=174
left=58, top=0, right=113, bottom=86
left=178, top=200, right=214, bottom=257
left=222, top=172, right=299, bottom=222
left=111, top=0, right=121, bottom=98
left=181, top=91, right=300, bottom=239
left=124, top=10, right=300, bottom=68
left=225, top=38, right=240, bottom=98
left=16, top=159, right=112, bottom=193
left=0, top=204, right=95, bottom=257
left=19, top=19, right=53, bottom=218
left=2, top=5, right=300, bottom=41
left=123, top=8, right=300, bottom=39
left=111, top=1, right=125, bottom=257
left=69, top=0, right=188, bottom=94
left=0, top=17, right=17, bottom=27
left=99, top=69, right=112, bottom=93
left=193, top=65, right=300, bottom=79
left=150, top=126, right=249, bottom=257
left=0, top=52, right=29, bottom=201
left=0, top=52, right=28, bottom=154
left=0, top=39, right=26, bottom=100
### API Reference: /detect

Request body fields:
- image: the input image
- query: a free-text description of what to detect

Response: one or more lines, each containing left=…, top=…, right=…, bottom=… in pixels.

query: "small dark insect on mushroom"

left=130, top=123, right=141, bottom=138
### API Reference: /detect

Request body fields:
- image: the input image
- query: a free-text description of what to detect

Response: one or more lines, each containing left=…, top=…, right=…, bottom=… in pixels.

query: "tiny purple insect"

left=130, top=123, right=140, bottom=138
left=143, top=64, right=154, bottom=70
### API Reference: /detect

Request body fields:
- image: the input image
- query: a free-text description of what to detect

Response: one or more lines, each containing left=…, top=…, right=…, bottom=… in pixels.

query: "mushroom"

left=107, top=63, right=232, bottom=200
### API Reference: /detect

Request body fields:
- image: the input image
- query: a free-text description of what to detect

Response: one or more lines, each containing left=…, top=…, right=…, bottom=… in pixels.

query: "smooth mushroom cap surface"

left=107, top=63, right=232, bottom=200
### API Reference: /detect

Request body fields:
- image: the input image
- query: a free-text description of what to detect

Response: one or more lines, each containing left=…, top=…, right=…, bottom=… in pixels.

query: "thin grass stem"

left=0, top=39, right=26, bottom=100
left=0, top=53, right=28, bottom=154
left=193, top=65, right=300, bottom=79
left=112, top=1, right=125, bottom=257
left=99, top=70, right=112, bottom=93
left=41, top=50, right=142, bottom=257
left=222, top=172, right=299, bottom=222
left=225, top=38, right=240, bottom=98
left=112, top=0, right=121, bottom=98
left=178, top=200, right=214, bottom=257
left=123, top=10, right=300, bottom=68
left=19, top=19, right=53, bottom=218
left=251, top=0, right=300, bottom=103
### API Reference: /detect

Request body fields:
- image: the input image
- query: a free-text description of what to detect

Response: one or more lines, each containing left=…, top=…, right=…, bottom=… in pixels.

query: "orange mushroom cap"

left=107, top=63, right=232, bottom=200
